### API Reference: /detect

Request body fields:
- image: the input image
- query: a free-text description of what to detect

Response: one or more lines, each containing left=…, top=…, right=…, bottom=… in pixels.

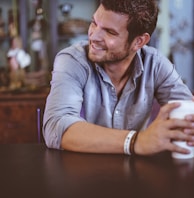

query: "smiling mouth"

left=90, top=42, right=105, bottom=51
left=90, top=41, right=106, bottom=51
left=92, top=45, right=104, bottom=50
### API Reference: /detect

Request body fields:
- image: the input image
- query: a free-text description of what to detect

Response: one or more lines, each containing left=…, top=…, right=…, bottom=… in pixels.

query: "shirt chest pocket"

left=126, top=100, right=153, bottom=130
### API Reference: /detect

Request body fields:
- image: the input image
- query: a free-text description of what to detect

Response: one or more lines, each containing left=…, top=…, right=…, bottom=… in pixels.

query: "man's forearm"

left=61, top=122, right=129, bottom=154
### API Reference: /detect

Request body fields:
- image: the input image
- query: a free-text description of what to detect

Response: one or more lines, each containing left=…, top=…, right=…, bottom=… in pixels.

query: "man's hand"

left=186, top=96, right=194, bottom=146
left=134, top=102, right=194, bottom=155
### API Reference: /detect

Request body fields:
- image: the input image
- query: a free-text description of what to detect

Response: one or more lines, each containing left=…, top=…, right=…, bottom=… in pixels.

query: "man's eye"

left=107, top=30, right=117, bottom=35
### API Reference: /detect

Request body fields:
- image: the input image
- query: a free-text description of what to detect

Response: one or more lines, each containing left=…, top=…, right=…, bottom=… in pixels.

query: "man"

left=43, top=0, right=194, bottom=156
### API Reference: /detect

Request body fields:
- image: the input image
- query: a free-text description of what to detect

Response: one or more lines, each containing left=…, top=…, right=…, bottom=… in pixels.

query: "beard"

left=88, top=42, right=130, bottom=64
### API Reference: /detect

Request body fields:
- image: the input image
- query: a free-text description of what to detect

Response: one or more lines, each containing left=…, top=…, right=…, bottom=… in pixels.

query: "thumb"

left=157, top=102, right=181, bottom=120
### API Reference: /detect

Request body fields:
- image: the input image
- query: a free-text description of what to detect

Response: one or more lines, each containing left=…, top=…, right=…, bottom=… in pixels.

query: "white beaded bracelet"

left=123, top=130, right=137, bottom=155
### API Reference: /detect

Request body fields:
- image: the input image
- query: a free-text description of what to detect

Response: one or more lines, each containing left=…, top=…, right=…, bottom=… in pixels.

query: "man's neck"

left=103, top=54, right=136, bottom=97
left=103, top=53, right=135, bottom=84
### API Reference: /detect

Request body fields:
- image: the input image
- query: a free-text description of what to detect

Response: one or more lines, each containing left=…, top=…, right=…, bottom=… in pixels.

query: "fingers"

left=167, top=141, right=191, bottom=154
left=138, top=102, right=194, bottom=155
left=167, top=119, right=194, bottom=145
left=187, top=141, right=194, bottom=146
left=167, top=118, right=194, bottom=130
left=167, top=128, right=193, bottom=142
left=185, top=114, right=194, bottom=121
left=157, top=102, right=181, bottom=120
left=179, top=115, right=194, bottom=143
left=166, top=128, right=194, bottom=153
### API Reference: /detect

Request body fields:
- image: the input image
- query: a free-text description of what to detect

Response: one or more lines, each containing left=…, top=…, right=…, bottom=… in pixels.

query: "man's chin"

left=88, top=53, right=102, bottom=63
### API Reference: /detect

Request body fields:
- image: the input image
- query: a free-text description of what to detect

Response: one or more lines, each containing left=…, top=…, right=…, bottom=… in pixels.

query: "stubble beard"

left=88, top=45, right=130, bottom=65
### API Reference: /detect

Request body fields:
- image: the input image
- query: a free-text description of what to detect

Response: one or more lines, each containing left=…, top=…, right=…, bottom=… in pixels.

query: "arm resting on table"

left=61, top=122, right=129, bottom=154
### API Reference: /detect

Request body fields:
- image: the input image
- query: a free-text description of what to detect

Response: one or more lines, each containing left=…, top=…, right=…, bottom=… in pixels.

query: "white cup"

left=168, top=100, right=194, bottom=159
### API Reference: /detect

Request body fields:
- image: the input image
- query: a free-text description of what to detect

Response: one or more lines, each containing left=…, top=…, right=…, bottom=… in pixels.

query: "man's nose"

left=89, top=26, right=104, bottom=41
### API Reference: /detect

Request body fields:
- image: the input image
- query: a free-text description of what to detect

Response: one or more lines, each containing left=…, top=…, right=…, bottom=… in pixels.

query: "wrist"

left=133, top=132, right=146, bottom=155
left=123, top=130, right=138, bottom=155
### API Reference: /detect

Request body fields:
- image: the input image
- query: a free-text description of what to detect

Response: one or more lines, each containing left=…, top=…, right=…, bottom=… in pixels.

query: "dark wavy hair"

left=100, top=0, right=158, bottom=43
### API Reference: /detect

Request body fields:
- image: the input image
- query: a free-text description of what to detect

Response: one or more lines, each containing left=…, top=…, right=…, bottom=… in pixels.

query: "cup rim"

left=168, top=100, right=193, bottom=104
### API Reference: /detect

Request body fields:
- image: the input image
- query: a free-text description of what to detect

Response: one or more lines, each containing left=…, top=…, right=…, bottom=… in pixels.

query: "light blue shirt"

left=43, top=41, right=193, bottom=149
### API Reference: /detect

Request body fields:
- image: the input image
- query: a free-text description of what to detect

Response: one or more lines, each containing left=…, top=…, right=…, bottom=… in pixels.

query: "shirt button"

left=111, top=86, right=115, bottom=91
left=115, top=110, right=119, bottom=114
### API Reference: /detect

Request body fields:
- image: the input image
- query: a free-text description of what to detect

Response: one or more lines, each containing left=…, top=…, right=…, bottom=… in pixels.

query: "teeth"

left=95, top=46, right=103, bottom=50
left=91, top=43, right=104, bottom=50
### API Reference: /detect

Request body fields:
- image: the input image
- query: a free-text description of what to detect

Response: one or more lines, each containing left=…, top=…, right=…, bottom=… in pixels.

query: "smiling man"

left=43, top=0, right=194, bottom=156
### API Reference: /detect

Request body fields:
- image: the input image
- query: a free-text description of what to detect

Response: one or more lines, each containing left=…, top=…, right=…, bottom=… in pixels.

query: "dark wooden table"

left=0, top=143, right=194, bottom=198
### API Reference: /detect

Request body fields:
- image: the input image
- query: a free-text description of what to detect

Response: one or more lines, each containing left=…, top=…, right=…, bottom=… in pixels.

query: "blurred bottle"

left=28, top=0, right=48, bottom=72
left=0, top=7, right=5, bottom=38
left=7, top=8, right=20, bottom=37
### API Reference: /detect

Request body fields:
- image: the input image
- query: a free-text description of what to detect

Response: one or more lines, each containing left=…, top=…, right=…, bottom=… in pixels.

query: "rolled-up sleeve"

left=43, top=51, right=88, bottom=149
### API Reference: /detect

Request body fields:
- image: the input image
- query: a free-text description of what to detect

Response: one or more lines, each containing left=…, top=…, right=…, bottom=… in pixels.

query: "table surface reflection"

left=0, top=143, right=194, bottom=198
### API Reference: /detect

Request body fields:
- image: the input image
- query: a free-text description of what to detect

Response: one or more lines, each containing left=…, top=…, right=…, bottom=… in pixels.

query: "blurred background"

left=0, top=0, right=193, bottom=91
left=153, top=0, right=194, bottom=91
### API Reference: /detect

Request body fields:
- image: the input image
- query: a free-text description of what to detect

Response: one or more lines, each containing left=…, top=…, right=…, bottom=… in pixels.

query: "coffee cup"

left=168, top=100, right=194, bottom=159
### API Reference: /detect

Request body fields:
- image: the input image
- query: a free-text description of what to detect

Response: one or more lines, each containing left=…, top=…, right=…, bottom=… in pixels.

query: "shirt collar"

left=94, top=49, right=144, bottom=80
left=132, top=49, right=144, bottom=78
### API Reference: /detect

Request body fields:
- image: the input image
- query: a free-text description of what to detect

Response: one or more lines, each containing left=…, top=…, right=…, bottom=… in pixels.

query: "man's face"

left=88, top=4, right=133, bottom=64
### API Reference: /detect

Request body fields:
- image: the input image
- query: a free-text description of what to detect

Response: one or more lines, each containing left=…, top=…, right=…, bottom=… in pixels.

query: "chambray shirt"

left=43, top=40, right=192, bottom=149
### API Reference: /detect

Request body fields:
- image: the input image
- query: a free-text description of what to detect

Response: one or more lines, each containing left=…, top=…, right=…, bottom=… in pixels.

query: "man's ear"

left=132, top=33, right=150, bottom=51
